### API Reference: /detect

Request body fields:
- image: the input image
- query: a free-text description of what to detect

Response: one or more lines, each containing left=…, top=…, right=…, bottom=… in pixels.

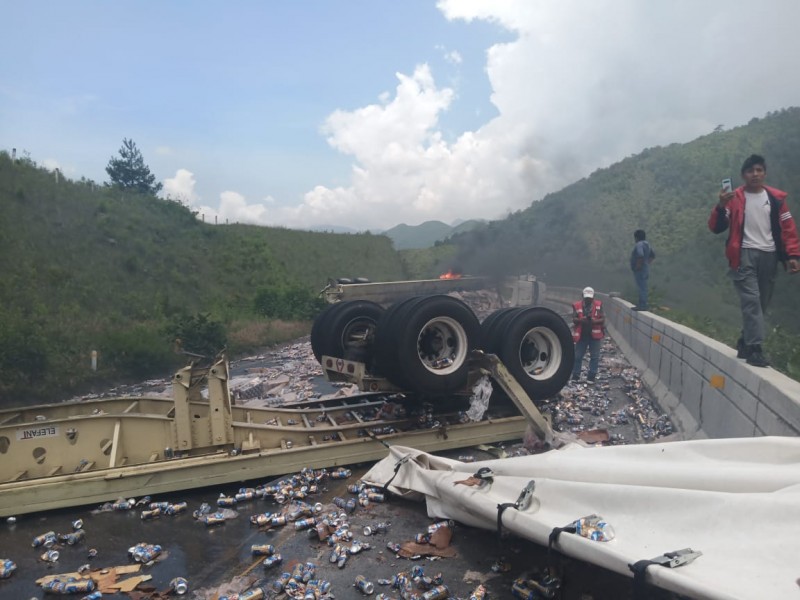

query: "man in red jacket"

left=708, top=154, right=800, bottom=367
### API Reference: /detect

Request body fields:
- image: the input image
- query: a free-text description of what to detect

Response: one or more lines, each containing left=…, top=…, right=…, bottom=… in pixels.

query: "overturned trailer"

left=0, top=278, right=573, bottom=517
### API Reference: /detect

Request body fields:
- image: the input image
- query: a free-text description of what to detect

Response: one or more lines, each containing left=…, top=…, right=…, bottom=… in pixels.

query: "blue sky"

left=3, top=1, right=800, bottom=231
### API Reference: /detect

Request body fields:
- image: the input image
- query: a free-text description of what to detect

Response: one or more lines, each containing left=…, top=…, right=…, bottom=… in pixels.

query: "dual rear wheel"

left=311, top=298, right=573, bottom=400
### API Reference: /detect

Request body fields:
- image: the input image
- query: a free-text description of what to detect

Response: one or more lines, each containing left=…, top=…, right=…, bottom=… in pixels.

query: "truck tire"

left=373, top=296, right=428, bottom=384
left=480, top=307, right=522, bottom=353
left=384, top=295, right=480, bottom=393
left=310, top=300, right=384, bottom=366
left=495, top=307, right=574, bottom=401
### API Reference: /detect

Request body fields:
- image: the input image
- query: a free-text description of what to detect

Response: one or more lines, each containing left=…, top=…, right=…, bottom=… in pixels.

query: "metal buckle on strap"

left=648, top=548, right=702, bottom=569
left=514, top=480, right=536, bottom=510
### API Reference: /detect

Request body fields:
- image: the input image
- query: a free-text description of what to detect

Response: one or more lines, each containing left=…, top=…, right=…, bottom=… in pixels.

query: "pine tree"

left=105, top=138, right=163, bottom=195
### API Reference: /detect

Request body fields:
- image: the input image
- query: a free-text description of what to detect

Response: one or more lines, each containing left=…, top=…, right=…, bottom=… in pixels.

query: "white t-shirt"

left=742, top=189, right=776, bottom=252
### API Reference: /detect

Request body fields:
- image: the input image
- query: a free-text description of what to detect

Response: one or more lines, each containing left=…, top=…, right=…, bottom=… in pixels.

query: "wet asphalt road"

left=0, top=334, right=681, bottom=600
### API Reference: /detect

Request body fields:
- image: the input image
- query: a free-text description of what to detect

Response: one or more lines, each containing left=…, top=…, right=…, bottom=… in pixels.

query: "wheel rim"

left=516, top=326, right=563, bottom=380
left=339, top=317, right=379, bottom=353
left=416, top=316, right=468, bottom=375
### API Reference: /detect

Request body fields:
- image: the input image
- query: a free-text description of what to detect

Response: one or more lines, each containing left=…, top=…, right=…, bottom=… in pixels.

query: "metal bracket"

left=514, top=480, right=536, bottom=511
left=649, top=548, right=702, bottom=568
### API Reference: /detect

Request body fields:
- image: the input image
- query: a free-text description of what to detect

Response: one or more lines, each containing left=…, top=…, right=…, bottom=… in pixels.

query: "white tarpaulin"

left=362, top=437, right=800, bottom=600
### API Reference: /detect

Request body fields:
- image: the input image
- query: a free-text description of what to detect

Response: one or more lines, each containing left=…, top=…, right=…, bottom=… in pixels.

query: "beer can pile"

left=375, top=564, right=449, bottom=600
left=127, top=542, right=162, bottom=563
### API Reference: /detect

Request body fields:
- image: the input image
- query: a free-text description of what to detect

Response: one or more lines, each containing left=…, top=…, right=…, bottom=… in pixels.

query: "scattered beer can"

left=60, top=530, right=86, bottom=545
left=0, top=558, right=17, bottom=579
left=272, top=572, right=291, bottom=593
left=262, top=554, right=283, bottom=568
left=330, top=467, right=352, bottom=479
left=170, top=577, right=189, bottom=595
left=62, top=579, right=96, bottom=593
left=469, top=583, right=487, bottom=600
left=80, top=591, right=103, bottom=600
left=421, top=585, right=450, bottom=600
left=41, top=549, right=60, bottom=562
left=32, top=531, right=57, bottom=548
left=141, top=508, right=162, bottom=520
left=72, top=518, right=84, bottom=530
left=165, top=501, right=188, bottom=515
left=354, top=574, right=375, bottom=595
left=250, top=544, right=275, bottom=556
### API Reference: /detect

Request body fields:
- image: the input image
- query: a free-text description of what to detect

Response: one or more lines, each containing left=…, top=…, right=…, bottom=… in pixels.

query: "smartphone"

left=721, top=178, right=733, bottom=193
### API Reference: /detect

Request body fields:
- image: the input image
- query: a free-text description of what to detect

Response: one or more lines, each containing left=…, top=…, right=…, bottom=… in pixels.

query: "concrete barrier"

left=546, top=286, right=800, bottom=439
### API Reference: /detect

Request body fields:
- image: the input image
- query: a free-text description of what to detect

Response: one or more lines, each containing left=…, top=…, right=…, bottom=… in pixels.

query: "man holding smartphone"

left=708, top=154, right=800, bottom=367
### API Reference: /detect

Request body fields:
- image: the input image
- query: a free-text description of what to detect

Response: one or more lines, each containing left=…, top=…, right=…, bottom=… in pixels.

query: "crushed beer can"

left=165, top=501, right=188, bottom=515
left=203, top=513, right=227, bottom=527
left=61, top=578, right=95, bottom=593
left=354, top=574, right=375, bottom=595
left=250, top=512, right=272, bottom=526
left=469, top=583, right=487, bottom=599
left=32, top=530, right=57, bottom=548
left=263, top=553, right=283, bottom=568
left=366, top=491, right=385, bottom=503
left=271, top=572, right=291, bottom=592
left=0, top=558, right=17, bottom=578
left=302, top=561, right=317, bottom=582
left=112, top=498, right=134, bottom=511
left=60, top=529, right=86, bottom=545
left=421, top=585, right=449, bottom=600
left=141, top=507, right=162, bottom=520
left=330, top=467, right=352, bottom=479
left=128, top=542, right=162, bottom=563
left=347, top=482, right=365, bottom=494
left=40, top=549, right=60, bottom=562
left=217, top=495, right=237, bottom=507
left=573, top=514, right=615, bottom=542
left=294, top=517, right=316, bottom=531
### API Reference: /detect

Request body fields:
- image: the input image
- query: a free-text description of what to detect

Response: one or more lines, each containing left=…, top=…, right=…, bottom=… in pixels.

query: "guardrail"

left=545, top=286, right=800, bottom=439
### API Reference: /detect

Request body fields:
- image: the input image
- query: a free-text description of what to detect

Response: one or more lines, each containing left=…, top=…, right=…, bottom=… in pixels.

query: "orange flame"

left=439, top=270, right=462, bottom=280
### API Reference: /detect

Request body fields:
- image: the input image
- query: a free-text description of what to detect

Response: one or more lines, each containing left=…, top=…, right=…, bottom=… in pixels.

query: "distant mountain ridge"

left=384, top=219, right=485, bottom=249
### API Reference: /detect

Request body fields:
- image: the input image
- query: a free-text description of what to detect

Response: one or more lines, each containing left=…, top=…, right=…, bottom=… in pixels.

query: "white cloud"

left=271, top=0, right=800, bottom=231
left=163, top=169, right=199, bottom=204
left=167, top=0, right=800, bottom=232
left=155, top=146, right=174, bottom=156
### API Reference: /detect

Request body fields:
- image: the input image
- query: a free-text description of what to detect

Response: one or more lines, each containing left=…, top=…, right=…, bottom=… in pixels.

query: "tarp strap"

left=496, top=481, right=537, bottom=544
left=629, top=548, right=702, bottom=599
left=380, top=454, right=411, bottom=496
left=630, top=559, right=658, bottom=598
left=496, top=501, right=517, bottom=544
left=547, top=524, right=577, bottom=572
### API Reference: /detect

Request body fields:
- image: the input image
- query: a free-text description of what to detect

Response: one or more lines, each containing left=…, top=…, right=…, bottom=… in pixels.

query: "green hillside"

left=446, top=107, right=800, bottom=374
left=0, top=152, right=405, bottom=403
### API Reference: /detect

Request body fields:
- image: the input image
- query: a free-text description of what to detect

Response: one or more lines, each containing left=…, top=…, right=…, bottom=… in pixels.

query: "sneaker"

left=632, top=306, right=649, bottom=312
left=736, top=337, right=750, bottom=359
left=587, top=374, right=596, bottom=384
left=571, top=375, right=580, bottom=382
left=746, top=346, right=770, bottom=368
